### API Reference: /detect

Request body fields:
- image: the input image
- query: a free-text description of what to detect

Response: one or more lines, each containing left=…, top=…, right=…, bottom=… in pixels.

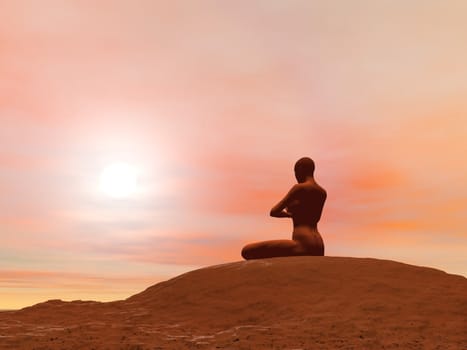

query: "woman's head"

left=294, top=157, right=315, bottom=183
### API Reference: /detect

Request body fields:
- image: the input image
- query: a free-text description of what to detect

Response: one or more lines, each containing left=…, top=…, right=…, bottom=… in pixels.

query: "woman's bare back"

left=288, top=182, right=326, bottom=254
left=288, top=181, right=327, bottom=228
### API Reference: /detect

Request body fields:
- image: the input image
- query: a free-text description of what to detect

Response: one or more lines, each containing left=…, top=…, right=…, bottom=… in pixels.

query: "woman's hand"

left=270, top=209, right=293, bottom=218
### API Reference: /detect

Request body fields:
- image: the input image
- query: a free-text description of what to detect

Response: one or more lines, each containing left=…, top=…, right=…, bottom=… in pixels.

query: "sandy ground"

left=0, top=256, right=466, bottom=349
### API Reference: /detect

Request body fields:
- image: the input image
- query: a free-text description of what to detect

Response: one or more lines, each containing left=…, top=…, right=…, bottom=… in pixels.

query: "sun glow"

left=99, top=162, right=139, bottom=198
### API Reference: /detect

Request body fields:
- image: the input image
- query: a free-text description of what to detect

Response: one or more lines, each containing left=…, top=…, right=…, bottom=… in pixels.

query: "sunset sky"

left=1, top=1, right=466, bottom=309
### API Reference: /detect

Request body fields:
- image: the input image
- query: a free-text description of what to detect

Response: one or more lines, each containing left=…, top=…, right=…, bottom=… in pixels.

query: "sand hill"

left=0, top=256, right=466, bottom=349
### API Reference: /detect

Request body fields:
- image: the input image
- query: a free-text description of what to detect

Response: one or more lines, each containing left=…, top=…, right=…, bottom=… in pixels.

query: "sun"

left=99, top=162, right=138, bottom=198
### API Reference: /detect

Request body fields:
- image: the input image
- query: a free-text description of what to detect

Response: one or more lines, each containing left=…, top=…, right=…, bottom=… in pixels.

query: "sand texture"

left=0, top=256, right=466, bottom=349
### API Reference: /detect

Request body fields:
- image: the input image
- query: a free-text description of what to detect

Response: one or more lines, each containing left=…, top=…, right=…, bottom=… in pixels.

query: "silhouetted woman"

left=241, top=157, right=326, bottom=259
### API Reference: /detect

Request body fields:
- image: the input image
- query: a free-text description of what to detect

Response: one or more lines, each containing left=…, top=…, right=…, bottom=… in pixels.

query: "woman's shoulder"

left=302, top=182, right=327, bottom=196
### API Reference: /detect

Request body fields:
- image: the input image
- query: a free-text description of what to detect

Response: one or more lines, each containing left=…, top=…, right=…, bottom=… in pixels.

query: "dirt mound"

left=1, top=256, right=465, bottom=349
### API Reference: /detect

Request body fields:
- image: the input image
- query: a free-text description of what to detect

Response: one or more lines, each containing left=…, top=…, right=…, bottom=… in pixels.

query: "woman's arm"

left=270, top=184, right=299, bottom=218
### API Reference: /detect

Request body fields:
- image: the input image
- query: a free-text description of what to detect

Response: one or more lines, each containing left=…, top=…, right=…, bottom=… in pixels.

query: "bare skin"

left=241, top=173, right=326, bottom=260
